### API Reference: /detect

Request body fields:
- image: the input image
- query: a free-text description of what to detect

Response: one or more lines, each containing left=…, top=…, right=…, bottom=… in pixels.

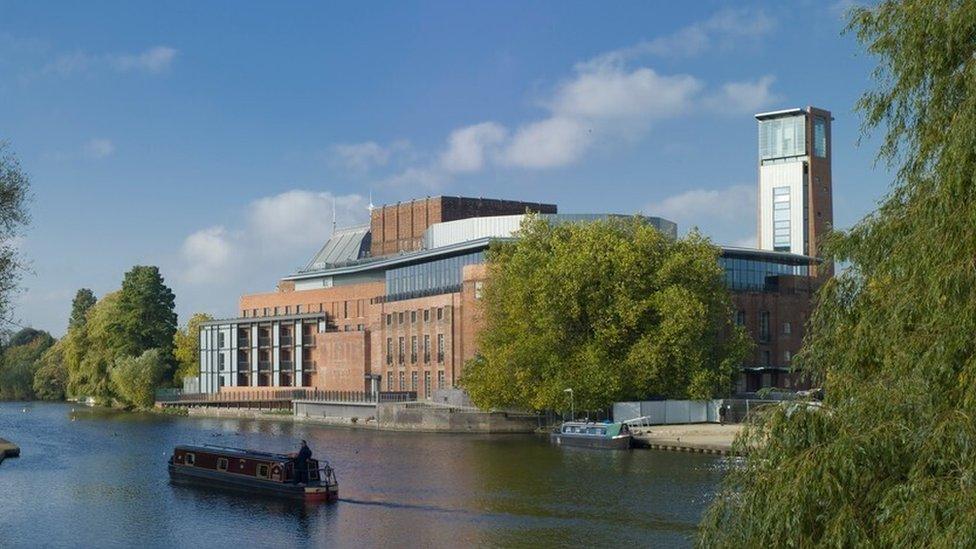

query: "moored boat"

left=168, top=444, right=338, bottom=502
left=550, top=421, right=633, bottom=450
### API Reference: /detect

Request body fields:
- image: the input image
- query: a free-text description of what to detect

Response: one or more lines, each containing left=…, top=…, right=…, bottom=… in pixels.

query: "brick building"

left=196, top=106, right=835, bottom=398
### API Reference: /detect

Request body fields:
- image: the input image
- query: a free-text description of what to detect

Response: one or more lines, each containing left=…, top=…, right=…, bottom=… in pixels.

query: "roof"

left=755, top=107, right=804, bottom=120
left=283, top=237, right=502, bottom=281
left=301, top=224, right=370, bottom=272
left=719, top=246, right=819, bottom=265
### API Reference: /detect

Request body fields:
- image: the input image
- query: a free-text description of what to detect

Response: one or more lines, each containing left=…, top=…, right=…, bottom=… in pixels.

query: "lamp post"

left=564, top=388, right=574, bottom=421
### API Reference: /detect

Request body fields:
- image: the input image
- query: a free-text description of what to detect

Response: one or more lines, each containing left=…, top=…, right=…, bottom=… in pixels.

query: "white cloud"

left=439, top=122, right=507, bottom=173
left=645, top=185, right=756, bottom=246
left=43, top=46, right=177, bottom=76
left=502, top=117, right=591, bottom=169
left=179, top=190, right=369, bottom=286
left=83, top=138, right=115, bottom=159
left=249, top=190, right=368, bottom=249
left=551, top=64, right=702, bottom=120
left=181, top=226, right=234, bottom=285
left=332, top=140, right=409, bottom=172
left=364, top=9, right=779, bottom=183
left=704, top=75, right=780, bottom=114
left=589, top=8, right=775, bottom=64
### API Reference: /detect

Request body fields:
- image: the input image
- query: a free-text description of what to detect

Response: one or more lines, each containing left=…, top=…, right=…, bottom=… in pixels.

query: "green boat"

left=550, top=421, right=633, bottom=450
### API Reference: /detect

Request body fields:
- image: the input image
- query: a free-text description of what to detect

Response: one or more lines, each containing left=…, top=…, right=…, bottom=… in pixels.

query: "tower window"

left=814, top=116, right=827, bottom=158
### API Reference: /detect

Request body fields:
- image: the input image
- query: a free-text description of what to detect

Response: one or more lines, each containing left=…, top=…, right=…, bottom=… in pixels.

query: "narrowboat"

left=550, top=421, right=633, bottom=450
left=168, top=444, right=338, bottom=502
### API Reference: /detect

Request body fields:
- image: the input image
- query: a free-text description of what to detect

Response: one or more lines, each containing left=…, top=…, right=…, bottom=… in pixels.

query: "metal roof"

left=283, top=237, right=504, bottom=281
left=301, top=224, right=370, bottom=272
left=755, top=107, right=804, bottom=120
left=719, top=246, right=819, bottom=264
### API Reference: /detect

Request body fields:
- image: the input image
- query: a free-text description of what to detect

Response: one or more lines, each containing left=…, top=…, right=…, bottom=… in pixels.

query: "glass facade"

left=772, top=186, right=791, bottom=252
left=759, top=115, right=806, bottom=160
left=719, top=254, right=809, bottom=291
left=385, top=251, right=485, bottom=301
left=813, top=116, right=827, bottom=158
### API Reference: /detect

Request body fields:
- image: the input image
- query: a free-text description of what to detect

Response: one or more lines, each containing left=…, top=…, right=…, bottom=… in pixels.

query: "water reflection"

left=0, top=403, right=724, bottom=548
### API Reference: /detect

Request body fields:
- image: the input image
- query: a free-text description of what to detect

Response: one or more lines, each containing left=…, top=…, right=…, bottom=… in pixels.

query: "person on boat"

left=294, top=440, right=312, bottom=484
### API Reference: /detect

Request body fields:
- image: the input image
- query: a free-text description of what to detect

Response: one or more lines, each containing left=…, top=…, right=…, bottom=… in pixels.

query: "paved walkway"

left=631, top=424, right=742, bottom=455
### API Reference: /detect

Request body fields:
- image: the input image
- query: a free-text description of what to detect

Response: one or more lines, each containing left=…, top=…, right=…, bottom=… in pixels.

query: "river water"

left=0, top=402, right=724, bottom=548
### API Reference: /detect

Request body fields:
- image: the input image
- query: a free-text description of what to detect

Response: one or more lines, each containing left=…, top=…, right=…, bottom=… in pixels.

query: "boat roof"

left=174, top=444, right=294, bottom=461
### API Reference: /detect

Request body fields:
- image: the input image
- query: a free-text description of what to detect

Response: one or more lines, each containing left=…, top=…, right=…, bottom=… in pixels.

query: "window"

left=252, top=309, right=258, bottom=317
left=758, top=114, right=806, bottom=160
left=783, top=322, right=792, bottom=335
left=263, top=307, right=269, bottom=316
left=398, top=312, right=404, bottom=324
left=437, top=308, right=443, bottom=321
left=424, top=309, right=429, bottom=322
left=399, top=371, right=405, bottom=390
left=736, top=311, right=746, bottom=326
left=357, top=324, right=364, bottom=331
left=343, top=301, right=349, bottom=318
left=274, top=306, right=280, bottom=316
left=218, top=332, right=225, bottom=348
left=386, top=338, right=393, bottom=364
left=398, top=337, right=404, bottom=364
left=257, top=464, right=269, bottom=479
left=218, top=353, right=226, bottom=371
left=217, top=457, right=228, bottom=472
left=762, top=350, right=771, bottom=366
left=424, top=371, right=431, bottom=397
left=411, top=311, right=416, bottom=323
left=437, top=370, right=445, bottom=390
left=423, top=335, right=430, bottom=361
left=437, top=334, right=445, bottom=362
left=814, top=116, right=827, bottom=158
left=760, top=312, right=770, bottom=341
left=411, top=371, right=418, bottom=391
left=386, top=314, right=392, bottom=326
left=475, top=281, right=484, bottom=300
left=387, top=371, right=393, bottom=391
left=773, top=186, right=791, bottom=252
left=185, top=453, right=196, bottom=466
left=296, top=305, right=302, bottom=314
left=411, top=336, right=418, bottom=363
left=285, top=306, right=291, bottom=315
left=784, top=350, right=792, bottom=363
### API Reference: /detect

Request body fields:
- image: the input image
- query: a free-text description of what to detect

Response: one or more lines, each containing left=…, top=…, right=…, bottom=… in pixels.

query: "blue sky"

left=1, top=0, right=885, bottom=336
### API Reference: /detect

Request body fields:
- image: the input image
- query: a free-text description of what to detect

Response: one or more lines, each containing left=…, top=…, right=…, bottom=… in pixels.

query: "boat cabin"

left=171, top=445, right=322, bottom=484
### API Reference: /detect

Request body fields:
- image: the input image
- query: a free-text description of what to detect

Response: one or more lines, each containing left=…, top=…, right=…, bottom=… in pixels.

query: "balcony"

left=302, top=334, right=316, bottom=346
left=301, top=361, right=316, bottom=372
left=280, top=335, right=294, bottom=346
left=280, top=360, right=295, bottom=369
left=258, top=361, right=272, bottom=371
left=258, top=337, right=272, bottom=347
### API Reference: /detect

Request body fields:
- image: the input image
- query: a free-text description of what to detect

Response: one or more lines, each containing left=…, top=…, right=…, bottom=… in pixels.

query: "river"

left=0, top=402, right=724, bottom=548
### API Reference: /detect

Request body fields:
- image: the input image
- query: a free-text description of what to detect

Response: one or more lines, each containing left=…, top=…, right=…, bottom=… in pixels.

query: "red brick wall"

left=309, top=331, right=369, bottom=392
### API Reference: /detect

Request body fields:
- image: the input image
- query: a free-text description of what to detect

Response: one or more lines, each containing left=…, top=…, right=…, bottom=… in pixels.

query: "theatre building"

left=196, top=106, right=834, bottom=398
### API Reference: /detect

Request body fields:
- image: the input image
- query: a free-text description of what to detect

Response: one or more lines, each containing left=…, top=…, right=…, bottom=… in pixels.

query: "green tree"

left=33, top=340, right=67, bottom=401
left=65, top=291, right=121, bottom=401
left=461, top=215, right=749, bottom=411
left=700, top=2, right=976, bottom=546
left=68, top=288, right=96, bottom=330
left=109, top=348, right=167, bottom=409
left=0, top=142, right=31, bottom=325
left=173, top=312, right=212, bottom=386
left=114, top=266, right=177, bottom=373
left=0, top=328, right=54, bottom=400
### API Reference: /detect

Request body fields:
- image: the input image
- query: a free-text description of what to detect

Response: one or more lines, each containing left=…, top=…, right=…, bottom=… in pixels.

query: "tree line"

left=0, top=270, right=212, bottom=408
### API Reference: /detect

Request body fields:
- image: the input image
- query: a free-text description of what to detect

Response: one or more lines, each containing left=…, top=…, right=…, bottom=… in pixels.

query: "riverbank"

left=632, top=424, right=741, bottom=455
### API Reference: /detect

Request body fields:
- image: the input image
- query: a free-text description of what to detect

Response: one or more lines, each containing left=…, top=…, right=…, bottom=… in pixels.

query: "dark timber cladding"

left=369, top=196, right=557, bottom=257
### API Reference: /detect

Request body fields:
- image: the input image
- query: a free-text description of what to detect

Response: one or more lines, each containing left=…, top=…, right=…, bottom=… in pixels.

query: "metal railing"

left=280, top=335, right=294, bottom=345
left=157, top=387, right=420, bottom=405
